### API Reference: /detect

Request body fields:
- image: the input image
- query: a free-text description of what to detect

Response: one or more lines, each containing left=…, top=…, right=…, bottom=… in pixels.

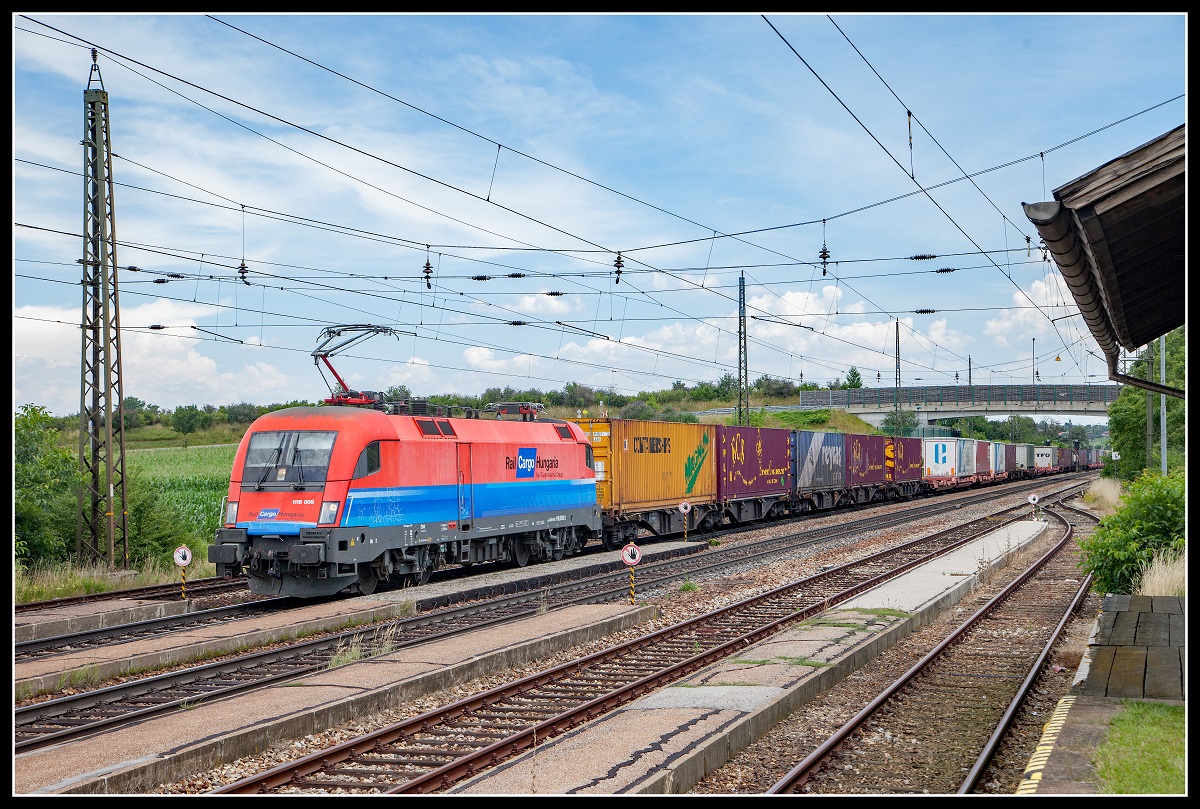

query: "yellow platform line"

left=1016, top=695, right=1075, bottom=794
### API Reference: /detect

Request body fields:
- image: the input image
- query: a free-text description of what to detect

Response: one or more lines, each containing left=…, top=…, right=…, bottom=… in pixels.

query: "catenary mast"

left=77, top=50, right=128, bottom=567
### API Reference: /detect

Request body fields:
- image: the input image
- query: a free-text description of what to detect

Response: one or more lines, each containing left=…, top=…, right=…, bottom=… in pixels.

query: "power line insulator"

left=614, top=252, right=623, bottom=284
left=471, top=275, right=491, bottom=281
left=238, top=261, right=250, bottom=285
left=909, top=253, right=937, bottom=260
left=914, top=308, right=936, bottom=314
left=423, top=259, right=433, bottom=289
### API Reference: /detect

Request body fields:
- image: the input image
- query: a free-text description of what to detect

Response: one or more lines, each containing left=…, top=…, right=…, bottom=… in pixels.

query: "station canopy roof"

left=1023, top=124, right=1184, bottom=398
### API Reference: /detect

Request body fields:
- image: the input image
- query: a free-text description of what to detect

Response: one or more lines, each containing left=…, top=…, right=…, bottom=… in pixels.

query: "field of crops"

left=126, top=443, right=237, bottom=546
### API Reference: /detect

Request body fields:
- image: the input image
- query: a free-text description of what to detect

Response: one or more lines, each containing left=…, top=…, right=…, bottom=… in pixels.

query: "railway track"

left=15, top=598, right=293, bottom=662
left=14, top=478, right=1091, bottom=754
left=207, top=499, right=1059, bottom=795
left=15, top=575, right=250, bottom=614
left=765, top=501, right=1095, bottom=794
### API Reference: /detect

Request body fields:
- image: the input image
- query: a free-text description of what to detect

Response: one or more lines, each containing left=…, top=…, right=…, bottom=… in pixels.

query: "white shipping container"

left=922, top=438, right=959, bottom=478
left=1034, top=446, right=1055, bottom=469
left=991, top=441, right=1008, bottom=474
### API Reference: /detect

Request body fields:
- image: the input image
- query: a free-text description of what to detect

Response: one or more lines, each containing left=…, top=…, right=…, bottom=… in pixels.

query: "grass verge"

left=1095, top=700, right=1186, bottom=794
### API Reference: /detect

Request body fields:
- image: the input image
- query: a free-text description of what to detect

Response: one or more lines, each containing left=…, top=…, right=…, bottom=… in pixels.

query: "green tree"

left=845, top=367, right=863, bottom=388
left=221, top=402, right=261, bottom=424
left=1107, top=326, right=1185, bottom=480
left=715, top=373, right=738, bottom=399
left=618, top=400, right=657, bottom=420
left=383, top=384, right=413, bottom=403
left=15, top=405, right=80, bottom=566
left=881, top=408, right=919, bottom=436
left=170, top=404, right=211, bottom=435
left=689, top=382, right=718, bottom=401
left=1079, top=471, right=1185, bottom=593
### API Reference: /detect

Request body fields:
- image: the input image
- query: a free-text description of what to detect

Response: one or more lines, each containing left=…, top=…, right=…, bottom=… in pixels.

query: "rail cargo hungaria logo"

left=512, top=447, right=537, bottom=479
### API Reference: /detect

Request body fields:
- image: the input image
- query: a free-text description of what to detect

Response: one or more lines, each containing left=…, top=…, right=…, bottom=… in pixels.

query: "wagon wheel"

left=513, top=539, right=531, bottom=567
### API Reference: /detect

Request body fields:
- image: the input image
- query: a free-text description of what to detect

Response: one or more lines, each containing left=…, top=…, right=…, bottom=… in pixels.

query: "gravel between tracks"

left=133, top=489, right=1097, bottom=794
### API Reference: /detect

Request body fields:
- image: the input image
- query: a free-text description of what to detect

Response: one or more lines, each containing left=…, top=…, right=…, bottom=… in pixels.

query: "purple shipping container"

left=976, top=440, right=991, bottom=474
left=716, top=425, right=791, bottom=500
left=793, top=431, right=844, bottom=491
left=1004, top=443, right=1017, bottom=473
left=895, top=437, right=923, bottom=482
left=846, top=434, right=890, bottom=485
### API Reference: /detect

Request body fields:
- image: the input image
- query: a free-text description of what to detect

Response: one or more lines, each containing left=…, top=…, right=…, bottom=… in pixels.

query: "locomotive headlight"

left=318, top=501, right=340, bottom=525
left=224, top=500, right=238, bottom=525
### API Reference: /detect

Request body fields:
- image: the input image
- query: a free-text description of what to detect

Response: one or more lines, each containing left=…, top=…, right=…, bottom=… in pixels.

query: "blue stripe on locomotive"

left=238, top=520, right=311, bottom=535
left=340, top=478, right=596, bottom=528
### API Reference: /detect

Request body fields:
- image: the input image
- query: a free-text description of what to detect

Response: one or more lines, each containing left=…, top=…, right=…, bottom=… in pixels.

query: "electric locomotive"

left=208, top=402, right=602, bottom=598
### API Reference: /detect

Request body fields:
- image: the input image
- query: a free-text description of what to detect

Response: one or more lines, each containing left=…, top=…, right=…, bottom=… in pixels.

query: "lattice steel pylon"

left=76, top=51, right=128, bottom=567
left=737, top=273, right=749, bottom=426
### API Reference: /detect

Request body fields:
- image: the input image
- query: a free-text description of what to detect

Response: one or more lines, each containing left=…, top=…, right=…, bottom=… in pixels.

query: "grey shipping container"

left=1014, top=443, right=1036, bottom=472
left=957, top=438, right=978, bottom=477
left=793, top=431, right=844, bottom=492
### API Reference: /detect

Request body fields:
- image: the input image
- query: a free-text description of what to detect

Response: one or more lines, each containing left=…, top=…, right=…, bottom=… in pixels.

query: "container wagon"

left=975, top=440, right=994, bottom=484
left=990, top=440, right=1009, bottom=482
left=569, top=417, right=718, bottom=547
left=716, top=425, right=792, bottom=523
left=1034, top=446, right=1056, bottom=475
left=923, top=437, right=975, bottom=490
left=792, top=430, right=847, bottom=511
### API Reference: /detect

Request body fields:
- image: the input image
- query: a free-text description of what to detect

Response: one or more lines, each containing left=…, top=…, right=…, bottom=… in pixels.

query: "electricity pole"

left=737, top=272, right=748, bottom=426
left=77, top=51, right=128, bottom=568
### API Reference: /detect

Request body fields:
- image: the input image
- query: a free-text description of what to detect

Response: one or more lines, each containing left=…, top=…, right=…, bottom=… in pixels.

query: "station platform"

left=1019, top=594, right=1186, bottom=794
left=16, top=530, right=1183, bottom=795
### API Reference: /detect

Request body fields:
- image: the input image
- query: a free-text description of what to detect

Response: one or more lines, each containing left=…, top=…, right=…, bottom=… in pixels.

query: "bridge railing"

left=796, top=384, right=1121, bottom=410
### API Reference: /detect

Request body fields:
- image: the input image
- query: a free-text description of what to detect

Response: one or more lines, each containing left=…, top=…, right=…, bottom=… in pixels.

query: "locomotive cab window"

left=353, top=441, right=381, bottom=479
left=555, top=425, right=573, bottom=440
left=244, top=430, right=336, bottom=487
left=585, top=445, right=594, bottom=470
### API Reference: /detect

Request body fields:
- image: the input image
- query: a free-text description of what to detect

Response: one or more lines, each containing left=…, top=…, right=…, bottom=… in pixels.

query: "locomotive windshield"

left=245, top=430, right=336, bottom=488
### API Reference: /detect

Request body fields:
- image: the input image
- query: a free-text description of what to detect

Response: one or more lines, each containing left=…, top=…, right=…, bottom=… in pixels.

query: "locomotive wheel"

left=354, top=565, right=378, bottom=595
left=513, top=540, right=531, bottom=567
left=413, top=555, right=434, bottom=586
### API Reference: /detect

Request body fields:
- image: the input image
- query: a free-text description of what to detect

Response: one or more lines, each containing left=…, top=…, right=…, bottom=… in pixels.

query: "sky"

left=12, top=13, right=1186, bottom=421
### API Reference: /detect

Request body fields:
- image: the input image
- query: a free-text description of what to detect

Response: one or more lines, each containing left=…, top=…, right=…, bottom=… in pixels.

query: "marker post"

left=679, top=500, right=692, bottom=542
left=173, top=545, right=193, bottom=599
left=622, top=542, right=642, bottom=604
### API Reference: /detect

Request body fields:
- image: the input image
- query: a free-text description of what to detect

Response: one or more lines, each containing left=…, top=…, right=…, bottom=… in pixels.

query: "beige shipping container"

left=567, top=418, right=717, bottom=513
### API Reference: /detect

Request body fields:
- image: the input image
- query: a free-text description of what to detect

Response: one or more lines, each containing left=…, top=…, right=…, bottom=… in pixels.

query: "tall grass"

left=15, top=444, right=234, bottom=603
left=1134, top=550, right=1186, bottom=598
left=15, top=556, right=214, bottom=603
left=1081, top=478, right=1123, bottom=518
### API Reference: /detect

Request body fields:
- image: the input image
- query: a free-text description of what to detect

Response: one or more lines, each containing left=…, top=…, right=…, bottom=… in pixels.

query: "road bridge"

left=797, top=384, right=1118, bottom=428
left=695, top=384, right=1120, bottom=429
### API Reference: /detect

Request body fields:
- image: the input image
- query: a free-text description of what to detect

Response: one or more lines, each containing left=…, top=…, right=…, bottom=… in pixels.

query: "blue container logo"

left=933, top=443, right=947, bottom=465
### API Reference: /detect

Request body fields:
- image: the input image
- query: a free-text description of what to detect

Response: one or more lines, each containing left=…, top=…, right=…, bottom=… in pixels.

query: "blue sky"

left=12, top=13, right=1186, bottom=419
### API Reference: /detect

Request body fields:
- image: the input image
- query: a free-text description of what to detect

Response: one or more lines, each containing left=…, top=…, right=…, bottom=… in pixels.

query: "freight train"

left=208, top=401, right=1102, bottom=598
